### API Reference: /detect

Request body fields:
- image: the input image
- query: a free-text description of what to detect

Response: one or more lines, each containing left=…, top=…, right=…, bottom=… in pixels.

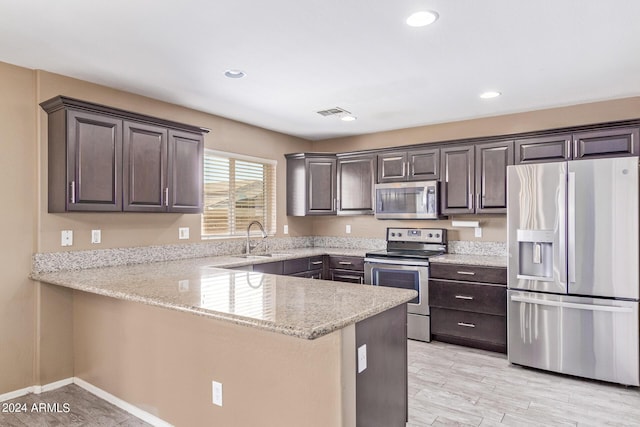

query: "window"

left=202, top=150, right=276, bottom=238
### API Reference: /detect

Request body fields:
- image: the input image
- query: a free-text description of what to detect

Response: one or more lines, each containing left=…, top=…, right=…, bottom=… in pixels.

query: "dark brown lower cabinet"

left=329, top=255, right=365, bottom=283
left=429, top=263, right=507, bottom=353
left=356, top=304, right=408, bottom=427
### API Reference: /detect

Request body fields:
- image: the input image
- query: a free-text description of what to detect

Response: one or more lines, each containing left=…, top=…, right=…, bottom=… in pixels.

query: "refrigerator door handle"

left=510, top=295, right=633, bottom=313
left=567, top=171, right=576, bottom=285
left=558, top=170, right=568, bottom=287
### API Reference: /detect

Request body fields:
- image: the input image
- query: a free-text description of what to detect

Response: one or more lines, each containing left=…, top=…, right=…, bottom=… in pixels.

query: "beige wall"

left=310, top=96, right=640, bottom=241
left=73, top=291, right=355, bottom=427
left=0, top=62, right=37, bottom=394
left=36, top=70, right=314, bottom=253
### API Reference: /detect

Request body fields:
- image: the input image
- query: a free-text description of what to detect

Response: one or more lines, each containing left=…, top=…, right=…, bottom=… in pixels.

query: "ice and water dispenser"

left=516, top=229, right=554, bottom=279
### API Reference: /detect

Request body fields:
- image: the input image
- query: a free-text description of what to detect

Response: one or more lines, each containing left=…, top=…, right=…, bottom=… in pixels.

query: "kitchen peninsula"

left=32, top=254, right=416, bottom=427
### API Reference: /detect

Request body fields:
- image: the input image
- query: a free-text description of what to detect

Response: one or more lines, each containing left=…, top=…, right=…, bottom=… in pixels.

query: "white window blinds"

left=202, top=150, right=276, bottom=237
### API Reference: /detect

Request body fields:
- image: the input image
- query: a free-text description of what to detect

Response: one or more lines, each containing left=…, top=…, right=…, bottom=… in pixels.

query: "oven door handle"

left=364, top=258, right=430, bottom=267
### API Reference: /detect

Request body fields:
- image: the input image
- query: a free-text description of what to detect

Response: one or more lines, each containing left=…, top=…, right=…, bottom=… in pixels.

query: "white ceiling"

left=1, top=0, right=639, bottom=140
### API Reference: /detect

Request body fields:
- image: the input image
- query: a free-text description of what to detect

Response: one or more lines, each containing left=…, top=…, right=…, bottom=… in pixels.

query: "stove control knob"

left=398, top=232, right=402, bottom=237
left=436, top=233, right=440, bottom=238
left=428, top=233, right=433, bottom=238
left=391, top=232, right=396, bottom=237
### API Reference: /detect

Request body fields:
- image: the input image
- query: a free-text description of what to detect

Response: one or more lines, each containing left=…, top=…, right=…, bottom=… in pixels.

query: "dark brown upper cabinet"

left=441, top=141, right=513, bottom=215
left=573, top=127, right=639, bottom=159
left=286, top=153, right=337, bottom=216
left=515, top=134, right=572, bottom=164
left=123, top=121, right=167, bottom=212
left=440, top=145, right=474, bottom=214
left=337, top=153, right=376, bottom=215
left=377, top=148, right=439, bottom=183
left=41, top=96, right=208, bottom=213
left=167, top=130, right=204, bottom=213
left=516, top=127, right=639, bottom=164
left=475, top=141, right=513, bottom=213
left=48, top=109, right=123, bottom=212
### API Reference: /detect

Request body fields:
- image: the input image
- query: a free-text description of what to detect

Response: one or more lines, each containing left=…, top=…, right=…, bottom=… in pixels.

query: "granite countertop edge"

left=32, top=248, right=416, bottom=340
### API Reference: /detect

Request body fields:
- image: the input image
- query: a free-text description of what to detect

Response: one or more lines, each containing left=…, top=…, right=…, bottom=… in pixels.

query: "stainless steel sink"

left=233, top=253, right=292, bottom=259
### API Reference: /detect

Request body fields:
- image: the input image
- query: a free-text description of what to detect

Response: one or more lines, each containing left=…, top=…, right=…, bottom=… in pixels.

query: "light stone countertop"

left=429, top=254, right=508, bottom=268
left=32, top=249, right=415, bottom=340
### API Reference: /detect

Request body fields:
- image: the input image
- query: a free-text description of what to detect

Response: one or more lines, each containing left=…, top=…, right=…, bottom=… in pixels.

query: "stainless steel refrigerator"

left=507, top=156, right=639, bottom=386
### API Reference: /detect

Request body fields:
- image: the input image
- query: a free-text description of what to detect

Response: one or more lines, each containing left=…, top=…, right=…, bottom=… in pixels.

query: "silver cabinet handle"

left=339, top=261, right=353, bottom=265
left=457, top=322, right=476, bottom=328
left=456, top=271, right=476, bottom=275
left=455, top=295, right=474, bottom=300
left=311, top=261, right=323, bottom=265
left=69, top=181, right=76, bottom=204
left=164, top=188, right=169, bottom=207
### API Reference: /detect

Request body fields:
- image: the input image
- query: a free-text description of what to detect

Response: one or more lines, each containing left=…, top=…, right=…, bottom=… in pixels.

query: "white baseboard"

left=1, top=377, right=172, bottom=427
left=0, top=386, right=33, bottom=402
left=33, top=377, right=74, bottom=394
left=73, top=377, right=173, bottom=427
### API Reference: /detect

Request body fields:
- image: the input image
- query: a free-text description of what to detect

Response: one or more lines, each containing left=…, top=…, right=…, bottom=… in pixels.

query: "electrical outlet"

left=91, top=229, right=101, bottom=244
left=178, top=280, right=190, bottom=292
left=346, top=224, right=352, bottom=234
left=283, top=224, right=289, bottom=235
left=212, top=381, right=223, bottom=406
left=61, top=230, right=73, bottom=247
left=475, top=227, right=482, bottom=238
left=179, top=227, right=190, bottom=240
left=357, top=344, right=367, bottom=373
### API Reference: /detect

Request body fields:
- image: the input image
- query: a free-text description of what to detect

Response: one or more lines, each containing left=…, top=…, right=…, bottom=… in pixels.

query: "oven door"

left=364, top=260, right=429, bottom=315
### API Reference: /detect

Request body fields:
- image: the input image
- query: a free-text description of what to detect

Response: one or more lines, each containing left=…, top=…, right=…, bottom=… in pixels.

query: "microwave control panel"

left=386, top=228, right=446, bottom=244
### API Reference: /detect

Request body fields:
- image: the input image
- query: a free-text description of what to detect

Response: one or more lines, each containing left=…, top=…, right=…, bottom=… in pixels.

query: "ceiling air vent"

left=316, top=107, right=351, bottom=117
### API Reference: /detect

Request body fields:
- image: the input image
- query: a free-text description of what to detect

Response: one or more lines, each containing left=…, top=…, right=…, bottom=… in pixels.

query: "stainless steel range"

left=364, top=227, right=447, bottom=342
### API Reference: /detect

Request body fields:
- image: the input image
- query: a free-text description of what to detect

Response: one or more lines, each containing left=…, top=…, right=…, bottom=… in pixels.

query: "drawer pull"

left=339, top=261, right=353, bottom=265
left=311, top=261, right=323, bottom=265
left=456, top=271, right=476, bottom=276
left=454, top=295, right=474, bottom=300
left=457, top=322, right=476, bottom=328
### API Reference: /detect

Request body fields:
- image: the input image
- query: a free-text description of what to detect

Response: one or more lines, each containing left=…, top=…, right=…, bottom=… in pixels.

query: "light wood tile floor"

left=408, top=340, right=640, bottom=427
left=0, top=384, right=151, bottom=426
left=3, top=342, right=639, bottom=426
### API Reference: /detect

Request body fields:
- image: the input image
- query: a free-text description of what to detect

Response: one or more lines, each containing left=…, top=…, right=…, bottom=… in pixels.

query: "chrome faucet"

left=246, top=221, right=267, bottom=255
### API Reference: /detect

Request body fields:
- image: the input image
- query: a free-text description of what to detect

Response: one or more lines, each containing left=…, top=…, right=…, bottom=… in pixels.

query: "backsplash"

left=32, top=236, right=505, bottom=274
left=448, top=240, right=507, bottom=257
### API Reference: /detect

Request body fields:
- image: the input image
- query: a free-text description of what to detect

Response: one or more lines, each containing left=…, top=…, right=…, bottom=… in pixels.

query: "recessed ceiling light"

left=341, top=115, right=357, bottom=122
left=406, top=11, right=439, bottom=27
left=224, top=69, right=246, bottom=79
left=480, top=91, right=501, bottom=99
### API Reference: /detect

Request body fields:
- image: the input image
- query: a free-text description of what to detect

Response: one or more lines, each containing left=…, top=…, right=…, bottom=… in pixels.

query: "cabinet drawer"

left=429, top=280, right=506, bottom=315
left=283, top=257, right=310, bottom=275
left=330, top=270, right=364, bottom=284
left=431, top=308, right=506, bottom=347
left=430, top=263, right=506, bottom=285
left=329, top=256, right=364, bottom=271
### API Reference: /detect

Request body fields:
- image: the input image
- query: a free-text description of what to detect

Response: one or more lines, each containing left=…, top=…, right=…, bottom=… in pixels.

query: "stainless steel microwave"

left=374, top=181, right=439, bottom=219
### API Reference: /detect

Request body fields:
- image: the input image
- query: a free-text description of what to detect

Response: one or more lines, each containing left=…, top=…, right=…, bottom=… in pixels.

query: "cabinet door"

left=123, top=122, right=167, bottom=212
left=306, top=157, right=336, bottom=215
left=337, top=154, right=375, bottom=215
left=475, top=141, right=513, bottom=213
left=440, top=145, right=474, bottom=214
left=515, top=134, right=571, bottom=164
left=330, top=270, right=364, bottom=283
left=573, top=127, right=639, bottom=159
left=408, top=148, right=439, bottom=180
left=377, top=151, right=407, bottom=183
left=66, top=110, right=122, bottom=211
left=167, top=130, right=203, bottom=213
